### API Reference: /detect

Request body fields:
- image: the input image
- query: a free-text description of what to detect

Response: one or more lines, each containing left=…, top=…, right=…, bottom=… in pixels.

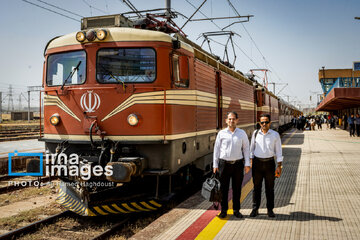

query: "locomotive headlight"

left=127, top=114, right=139, bottom=126
left=96, top=29, right=107, bottom=40
left=86, top=30, right=97, bottom=41
left=76, top=31, right=86, bottom=42
left=50, top=114, right=60, bottom=126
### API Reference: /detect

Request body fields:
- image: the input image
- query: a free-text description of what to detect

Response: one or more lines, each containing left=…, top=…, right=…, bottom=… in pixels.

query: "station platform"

left=130, top=127, right=360, bottom=240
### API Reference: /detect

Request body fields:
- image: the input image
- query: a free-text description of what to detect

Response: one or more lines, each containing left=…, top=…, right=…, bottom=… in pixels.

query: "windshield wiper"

left=61, top=61, right=82, bottom=90
left=99, top=64, right=126, bottom=90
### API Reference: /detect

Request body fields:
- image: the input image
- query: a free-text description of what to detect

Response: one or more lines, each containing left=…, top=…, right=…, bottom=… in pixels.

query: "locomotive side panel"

left=191, top=59, right=219, bottom=172
left=221, top=72, right=255, bottom=137
left=278, top=100, right=286, bottom=127
left=193, top=59, right=217, bottom=132
left=270, top=95, right=279, bottom=130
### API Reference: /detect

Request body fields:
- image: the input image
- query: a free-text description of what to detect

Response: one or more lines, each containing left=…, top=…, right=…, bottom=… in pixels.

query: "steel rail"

left=0, top=176, right=55, bottom=194
left=0, top=210, right=72, bottom=240
left=91, top=217, right=130, bottom=240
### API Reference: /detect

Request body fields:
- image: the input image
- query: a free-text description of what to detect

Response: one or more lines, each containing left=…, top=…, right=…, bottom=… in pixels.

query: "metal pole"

left=165, top=0, right=171, bottom=17
left=28, top=91, right=30, bottom=123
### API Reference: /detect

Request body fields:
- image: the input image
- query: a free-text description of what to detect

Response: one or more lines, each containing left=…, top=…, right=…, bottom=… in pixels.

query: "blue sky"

left=1, top=0, right=359, bottom=109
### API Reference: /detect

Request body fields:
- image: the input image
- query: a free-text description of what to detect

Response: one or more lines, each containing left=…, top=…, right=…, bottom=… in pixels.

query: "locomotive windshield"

left=46, top=50, right=86, bottom=86
left=96, top=48, right=156, bottom=83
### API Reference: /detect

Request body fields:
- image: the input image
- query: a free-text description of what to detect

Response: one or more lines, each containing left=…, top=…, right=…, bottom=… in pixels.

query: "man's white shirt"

left=250, top=129, right=283, bottom=162
left=213, top=127, right=250, bottom=168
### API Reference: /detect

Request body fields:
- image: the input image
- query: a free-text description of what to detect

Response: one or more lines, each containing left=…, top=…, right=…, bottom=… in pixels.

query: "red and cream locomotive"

left=38, top=14, right=300, bottom=216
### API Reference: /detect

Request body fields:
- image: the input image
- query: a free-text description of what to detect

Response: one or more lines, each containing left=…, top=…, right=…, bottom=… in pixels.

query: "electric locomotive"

left=35, top=13, right=299, bottom=216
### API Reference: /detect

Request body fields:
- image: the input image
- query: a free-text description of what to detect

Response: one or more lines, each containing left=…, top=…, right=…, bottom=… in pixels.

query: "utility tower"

left=7, top=85, right=14, bottom=112
left=27, top=86, right=42, bottom=122
left=18, top=94, right=22, bottom=110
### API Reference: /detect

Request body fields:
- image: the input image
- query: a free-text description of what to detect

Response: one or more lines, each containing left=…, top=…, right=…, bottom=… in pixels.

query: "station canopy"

left=316, top=87, right=360, bottom=111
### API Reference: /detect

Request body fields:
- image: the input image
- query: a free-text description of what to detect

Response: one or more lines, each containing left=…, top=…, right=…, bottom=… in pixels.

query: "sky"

left=1, top=0, right=360, bottom=110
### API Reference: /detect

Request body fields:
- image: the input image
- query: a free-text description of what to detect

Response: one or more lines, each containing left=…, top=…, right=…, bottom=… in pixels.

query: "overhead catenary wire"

left=35, top=0, right=84, bottom=18
left=227, top=0, right=299, bottom=100
left=20, top=0, right=80, bottom=22
left=184, top=0, right=222, bottom=30
left=183, top=0, right=260, bottom=69
left=120, top=0, right=143, bottom=18
left=82, top=0, right=108, bottom=15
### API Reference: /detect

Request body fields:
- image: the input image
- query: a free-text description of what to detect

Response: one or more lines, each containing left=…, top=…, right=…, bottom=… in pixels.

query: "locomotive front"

left=38, top=16, right=197, bottom=216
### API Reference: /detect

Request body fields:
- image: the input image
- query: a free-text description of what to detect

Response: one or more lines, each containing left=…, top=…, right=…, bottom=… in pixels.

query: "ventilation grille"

left=81, top=15, right=134, bottom=30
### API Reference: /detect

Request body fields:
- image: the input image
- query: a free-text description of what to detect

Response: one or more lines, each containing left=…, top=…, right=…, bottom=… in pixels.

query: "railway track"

left=90, top=217, right=131, bottom=240
left=0, top=175, right=19, bottom=182
left=0, top=131, right=40, bottom=142
left=0, top=176, right=55, bottom=194
left=0, top=209, right=132, bottom=240
left=0, top=124, right=42, bottom=142
left=0, top=210, right=73, bottom=240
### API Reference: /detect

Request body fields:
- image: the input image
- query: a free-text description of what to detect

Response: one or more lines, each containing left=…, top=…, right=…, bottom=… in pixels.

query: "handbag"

left=201, top=173, right=222, bottom=204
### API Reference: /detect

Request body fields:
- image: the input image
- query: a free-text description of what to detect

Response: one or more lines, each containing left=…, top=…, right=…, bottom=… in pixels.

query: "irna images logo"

left=8, top=150, right=43, bottom=176
left=8, top=150, right=113, bottom=180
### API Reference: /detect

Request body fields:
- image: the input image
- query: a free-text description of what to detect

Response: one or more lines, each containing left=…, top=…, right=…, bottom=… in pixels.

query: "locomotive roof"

left=45, top=26, right=271, bottom=93
left=46, top=27, right=194, bottom=53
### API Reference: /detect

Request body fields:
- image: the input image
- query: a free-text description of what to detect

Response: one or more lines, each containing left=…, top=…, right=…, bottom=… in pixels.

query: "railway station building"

left=316, top=64, right=360, bottom=117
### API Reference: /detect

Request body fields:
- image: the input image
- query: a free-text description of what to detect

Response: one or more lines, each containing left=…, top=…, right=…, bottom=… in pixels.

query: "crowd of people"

left=292, top=113, right=360, bottom=137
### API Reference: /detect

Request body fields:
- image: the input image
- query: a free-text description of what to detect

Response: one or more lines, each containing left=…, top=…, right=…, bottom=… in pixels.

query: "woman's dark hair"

left=260, top=113, right=271, bottom=121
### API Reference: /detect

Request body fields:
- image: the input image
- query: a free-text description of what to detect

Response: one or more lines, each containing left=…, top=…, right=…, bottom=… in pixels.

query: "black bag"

left=201, top=174, right=222, bottom=203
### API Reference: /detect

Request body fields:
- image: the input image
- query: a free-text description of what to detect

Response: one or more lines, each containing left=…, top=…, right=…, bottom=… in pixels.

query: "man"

left=249, top=113, right=283, bottom=218
left=330, top=115, right=336, bottom=129
left=355, top=113, right=360, bottom=137
left=315, top=117, right=322, bottom=130
left=343, top=114, right=348, bottom=130
left=348, top=114, right=355, bottom=137
left=213, top=111, right=250, bottom=219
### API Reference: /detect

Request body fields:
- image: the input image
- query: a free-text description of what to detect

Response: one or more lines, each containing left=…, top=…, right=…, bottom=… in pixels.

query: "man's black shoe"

left=233, top=211, right=243, bottom=218
left=250, top=209, right=258, bottom=217
left=219, top=212, right=227, bottom=218
left=267, top=209, right=275, bottom=218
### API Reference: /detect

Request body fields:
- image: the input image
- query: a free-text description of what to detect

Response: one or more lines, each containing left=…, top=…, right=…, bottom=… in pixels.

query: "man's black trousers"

left=218, top=159, right=244, bottom=213
left=252, top=157, right=276, bottom=210
left=350, top=124, right=355, bottom=136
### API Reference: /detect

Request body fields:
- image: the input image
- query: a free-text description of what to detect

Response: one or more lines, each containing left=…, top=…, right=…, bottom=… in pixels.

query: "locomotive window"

left=46, top=50, right=86, bottom=86
left=173, top=55, right=189, bottom=88
left=96, top=48, right=156, bottom=83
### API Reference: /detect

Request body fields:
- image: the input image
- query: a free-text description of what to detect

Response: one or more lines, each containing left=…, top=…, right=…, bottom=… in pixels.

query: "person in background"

left=329, top=115, right=336, bottom=129
left=348, top=114, right=355, bottom=137
left=296, top=116, right=302, bottom=130
left=249, top=113, right=283, bottom=218
left=316, top=117, right=322, bottom=130
left=310, top=118, right=315, bottom=131
left=334, top=115, right=339, bottom=127
left=343, top=114, right=348, bottom=130
left=213, top=111, right=250, bottom=219
left=327, top=115, right=331, bottom=129
left=355, top=113, right=360, bottom=137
